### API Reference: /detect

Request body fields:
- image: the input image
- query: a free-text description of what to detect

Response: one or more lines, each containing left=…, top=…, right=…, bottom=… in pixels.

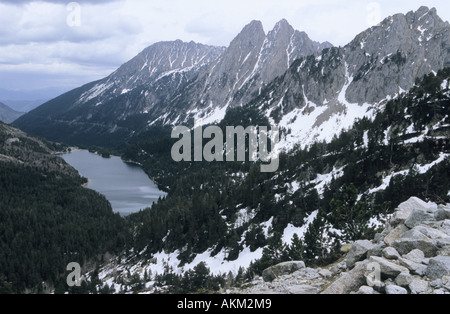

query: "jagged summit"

left=167, top=18, right=333, bottom=123
left=250, top=6, right=450, bottom=150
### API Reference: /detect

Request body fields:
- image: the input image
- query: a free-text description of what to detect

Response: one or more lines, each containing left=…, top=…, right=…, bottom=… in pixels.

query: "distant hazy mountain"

left=0, top=87, right=69, bottom=113
left=0, top=102, right=24, bottom=124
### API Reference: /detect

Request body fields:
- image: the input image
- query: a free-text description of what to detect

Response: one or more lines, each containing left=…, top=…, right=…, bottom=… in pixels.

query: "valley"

left=1, top=5, right=449, bottom=294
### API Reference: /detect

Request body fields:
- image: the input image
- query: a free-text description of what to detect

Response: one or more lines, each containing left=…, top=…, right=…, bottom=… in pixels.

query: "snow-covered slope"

left=92, top=67, right=450, bottom=293
left=251, top=6, right=450, bottom=151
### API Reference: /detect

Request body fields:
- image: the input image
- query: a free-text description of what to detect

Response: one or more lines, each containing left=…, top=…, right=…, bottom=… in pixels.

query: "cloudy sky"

left=0, top=0, right=449, bottom=94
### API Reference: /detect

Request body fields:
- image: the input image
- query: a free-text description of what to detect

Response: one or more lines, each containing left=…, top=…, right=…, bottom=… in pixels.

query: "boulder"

left=409, top=278, right=430, bottom=294
left=367, top=243, right=386, bottom=258
left=395, top=271, right=414, bottom=287
left=287, top=285, right=318, bottom=295
left=392, top=238, right=438, bottom=257
left=355, top=286, right=378, bottom=294
left=403, top=249, right=426, bottom=264
left=426, top=256, right=450, bottom=280
left=262, top=261, right=305, bottom=282
left=346, top=240, right=375, bottom=269
left=443, top=276, right=450, bottom=291
left=404, top=208, right=435, bottom=229
left=322, top=261, right=369, bottom=294
left=391, top=197, right=432, bottom=226
left=435, top=205, right=450, bottom=221
left=427, top=220, right=450, bottom=236
left=318, top=269, right=333, bottom=278
left=409, top=225, right=449, bottom=240
left=385, top=284, right=408, bottom=295
left=398, top=257, right=427, bottom=276
left=382, top=247, right=401, bottom=260
left=384, top=224, right=409, bottom=246
left=436, top=238, right=450, bottom=256
left=330, top=261, right=346, bottom=275
left=369, top=256, right=409, bottom=278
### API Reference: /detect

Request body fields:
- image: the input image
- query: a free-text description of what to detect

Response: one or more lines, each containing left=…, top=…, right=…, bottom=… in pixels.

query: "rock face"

left=250, top=6, right=450, bottom=150
left=262, top=261, right=305, bottom=282
left=228, top=197, right=450, bottom=294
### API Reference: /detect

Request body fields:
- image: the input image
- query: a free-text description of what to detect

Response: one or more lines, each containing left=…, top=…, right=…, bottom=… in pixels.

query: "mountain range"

left=14, top=17, right=332, bottom=146
left=15, top=6, right=450, bottom=152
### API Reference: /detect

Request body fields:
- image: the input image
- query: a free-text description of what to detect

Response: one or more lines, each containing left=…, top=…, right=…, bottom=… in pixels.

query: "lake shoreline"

left=60, top=149, right=167, bottom=216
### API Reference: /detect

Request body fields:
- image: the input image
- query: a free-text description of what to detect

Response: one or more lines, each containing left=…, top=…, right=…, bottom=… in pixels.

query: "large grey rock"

left=367, top=243, right=386, bottom=258
left=398, top=257, right=427, bottom=276
left=287, top=285, right=318, bottom=295
left=346, top=240, right=375, bottom=269
left=318, top=269, right=333, bottom=278
left=400, top=228, right=430, bottom=241
left=405, top=208, right=436, bottom=229
left=322, top=261, right=369, bottom=294
left=426, top=256, right=450, bottom=280
left=395, top=271, right=414, bottom=287
left=391, top=197, right=431, bottom=226
left=262, top=261, right=306, bottom=282
left=369, top=256, right=409, bottom=278
left=392, top=238, right=438, bottom=257
left=443, top=276, right=450, bottom=291
left=385, top=284, right=408, bottom=295
left=409, top=278, right=430, bottom=294
left=407, top=225, right=449, bottom=240
left=436, top=220, right=450, bottom=236
left=403, top=249, right=426, bottom=264
left=382, top=247, right=401, bottom=260
left=436, top=238, right=450, bottom=256
left=355, top=286, right=378, bottom=295
left=435, top=205, right=450, bottom=221
left=384, top=224, right=409, bottom=246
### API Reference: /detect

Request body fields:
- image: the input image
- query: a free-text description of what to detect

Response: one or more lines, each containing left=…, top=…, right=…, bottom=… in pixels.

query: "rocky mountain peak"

left=343, top=6, right=450, bottom=104
left=249, top=6, right=450, bottom=151
left=271, top=18, right=294, bottom=35
left=230, top=20, right=266, bottom=50
left=175, top=18, right=332, bottom=119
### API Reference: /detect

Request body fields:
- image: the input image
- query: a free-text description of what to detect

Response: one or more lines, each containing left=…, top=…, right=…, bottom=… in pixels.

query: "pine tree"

left=328, top=184, right=373, bottom=242
left=287, top=234, right=304, bottom=261
left=303, top=213, right=327, bottom=266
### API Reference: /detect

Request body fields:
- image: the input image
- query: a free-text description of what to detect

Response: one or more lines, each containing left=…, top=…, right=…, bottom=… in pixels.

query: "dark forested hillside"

left=0, top=122, right=127, bottom=293
left=118, top=68, right=449, bottom=287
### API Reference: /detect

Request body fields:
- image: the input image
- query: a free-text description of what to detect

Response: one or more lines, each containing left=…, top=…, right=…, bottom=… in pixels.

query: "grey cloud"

left=1, top=0, right=119, bottom=4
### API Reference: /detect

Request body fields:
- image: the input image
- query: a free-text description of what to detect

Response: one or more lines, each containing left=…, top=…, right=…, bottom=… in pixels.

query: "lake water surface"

left=61, top=149, right=166, bottom=216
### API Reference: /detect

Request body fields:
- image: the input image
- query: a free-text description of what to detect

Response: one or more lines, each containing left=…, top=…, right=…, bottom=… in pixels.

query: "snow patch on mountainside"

left=282, top=210, right=319, bottom=244
left=196, top=103, right=230, bottom=125
left=80, top=82, right=114, bottom=103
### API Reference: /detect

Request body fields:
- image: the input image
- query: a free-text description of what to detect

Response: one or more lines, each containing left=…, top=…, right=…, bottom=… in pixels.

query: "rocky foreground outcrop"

left=227, top=197, right=450, bottom=294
